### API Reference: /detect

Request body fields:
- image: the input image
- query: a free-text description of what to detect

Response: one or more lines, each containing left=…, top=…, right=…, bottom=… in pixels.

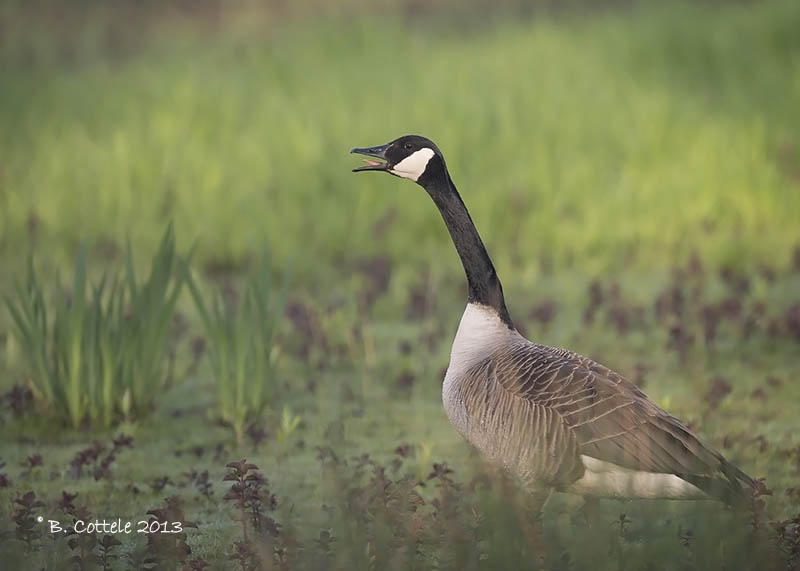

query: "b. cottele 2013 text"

left=47, top=518, right=184, bottom=535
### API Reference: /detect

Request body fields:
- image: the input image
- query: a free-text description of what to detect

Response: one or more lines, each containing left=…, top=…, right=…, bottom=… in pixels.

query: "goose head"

left=351, top=135, right=445, bottom=185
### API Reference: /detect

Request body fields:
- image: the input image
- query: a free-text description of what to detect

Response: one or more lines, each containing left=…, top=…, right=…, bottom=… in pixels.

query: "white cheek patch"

left=390, top=148, right=435, bottom=181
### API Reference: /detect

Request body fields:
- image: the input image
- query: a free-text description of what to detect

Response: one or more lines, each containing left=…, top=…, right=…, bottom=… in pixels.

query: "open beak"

left=351, top=142, right=390, bottom=172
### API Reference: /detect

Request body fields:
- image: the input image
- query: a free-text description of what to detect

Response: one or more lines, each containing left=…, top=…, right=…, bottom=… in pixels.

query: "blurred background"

left=1, top=0, right=799, bottom=569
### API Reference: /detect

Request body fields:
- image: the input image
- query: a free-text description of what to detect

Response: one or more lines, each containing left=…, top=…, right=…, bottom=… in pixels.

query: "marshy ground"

left=1, top=1, right=799, bottom=569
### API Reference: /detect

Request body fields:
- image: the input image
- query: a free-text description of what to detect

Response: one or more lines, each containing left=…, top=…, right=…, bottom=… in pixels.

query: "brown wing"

left=490, top=340, right=755, bottom=500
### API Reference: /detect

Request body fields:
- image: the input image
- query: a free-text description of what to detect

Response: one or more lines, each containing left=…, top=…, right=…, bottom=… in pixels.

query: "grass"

left=4, top=225, right=187, bottom=428
left=188, top=254, right=290, bottom=442
left=0, top=0, right=799, bottom=569
left=1, top=1, right=799, bottom=278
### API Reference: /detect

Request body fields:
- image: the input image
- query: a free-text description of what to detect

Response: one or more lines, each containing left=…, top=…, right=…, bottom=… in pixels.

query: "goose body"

left=445, top=303, right=717, bottom=500
left=352, top=135, right=756, bottom=506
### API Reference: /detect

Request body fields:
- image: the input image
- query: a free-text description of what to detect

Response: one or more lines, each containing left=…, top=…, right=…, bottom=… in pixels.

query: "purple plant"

left=12, top=490, right=45, bottom=550
left=143, top=495, right=196, bottom=569
left=223, top=459, right=280, bottom=542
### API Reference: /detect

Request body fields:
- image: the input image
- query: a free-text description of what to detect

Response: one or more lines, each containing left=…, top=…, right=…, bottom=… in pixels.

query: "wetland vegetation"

left=1, top=0, right=799, bottom=568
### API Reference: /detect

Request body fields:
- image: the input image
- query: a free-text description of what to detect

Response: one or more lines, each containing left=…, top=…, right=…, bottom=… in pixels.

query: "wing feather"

left=486, top=340, right=755, bottom=501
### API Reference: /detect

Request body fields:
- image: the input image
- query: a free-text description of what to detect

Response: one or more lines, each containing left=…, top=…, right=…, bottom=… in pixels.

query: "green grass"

left=1, top=0, right=799, bottom=569
left=1, top=1, right=798, bottom=277
left=4, top=225, right=187, bottom=428
left=188, top=253, right=290, bottom=442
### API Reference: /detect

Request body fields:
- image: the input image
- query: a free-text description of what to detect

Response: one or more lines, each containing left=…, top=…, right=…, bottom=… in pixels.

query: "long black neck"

left=421, top=169, right=514, bottom=329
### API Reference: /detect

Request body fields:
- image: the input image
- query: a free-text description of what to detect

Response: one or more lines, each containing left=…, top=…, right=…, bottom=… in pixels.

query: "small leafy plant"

left=4, top=225, right=188, bottom=427
left=180, top=468, right=214, bottom=499
left=223, top=459, right=281, bottom=571
left=12, top=491, right=45, bottom=551
left=143, top=495, right=196, bottom=569
left=66, top=433, right=134, bottom=481
left=223, top=459, right=280, bottom=542
left=96, top=534, right=123, bottom=571
left=188, top=254, right=289, bottom=442
left=67, top=532, right=100, bottom=570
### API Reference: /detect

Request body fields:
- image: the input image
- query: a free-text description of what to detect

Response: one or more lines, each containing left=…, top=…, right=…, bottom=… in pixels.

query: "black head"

left=351, top=135, right=446, bottom=185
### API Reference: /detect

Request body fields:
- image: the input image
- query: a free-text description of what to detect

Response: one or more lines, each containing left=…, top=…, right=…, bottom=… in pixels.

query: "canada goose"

left=351, top=134, right=757, bottom=510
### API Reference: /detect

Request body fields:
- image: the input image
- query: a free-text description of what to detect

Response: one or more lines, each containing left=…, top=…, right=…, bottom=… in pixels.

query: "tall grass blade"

left=3, top=226, right=188, bottom=427
left=188, top=250, right=290, bottom=442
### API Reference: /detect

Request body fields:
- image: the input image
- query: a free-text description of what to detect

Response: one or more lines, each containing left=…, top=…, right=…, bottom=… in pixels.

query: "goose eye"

left=404, top=143, right=413, bottom=150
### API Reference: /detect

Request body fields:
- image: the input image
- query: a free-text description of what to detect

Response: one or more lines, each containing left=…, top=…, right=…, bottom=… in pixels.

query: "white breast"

left=442, top=303, right=518, bottom=428
left=446, top=303, right=517, bottom=376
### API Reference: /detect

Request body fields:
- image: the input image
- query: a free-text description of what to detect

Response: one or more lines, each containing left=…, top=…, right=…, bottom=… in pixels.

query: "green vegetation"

left=4, top=226, right=187, bottom=428
left=188, top=255, right=289, bottom=442
left=0, top=0, right=799, bottom=569
left=1, top=0, right=799, bottom=278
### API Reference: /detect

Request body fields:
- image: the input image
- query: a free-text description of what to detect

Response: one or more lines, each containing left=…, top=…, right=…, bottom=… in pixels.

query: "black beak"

left=351, top=142, right=390, bottom=172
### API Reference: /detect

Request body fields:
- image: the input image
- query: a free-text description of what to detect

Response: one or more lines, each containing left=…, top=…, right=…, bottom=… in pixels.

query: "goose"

left=351, top=134, right=757, bottom=511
